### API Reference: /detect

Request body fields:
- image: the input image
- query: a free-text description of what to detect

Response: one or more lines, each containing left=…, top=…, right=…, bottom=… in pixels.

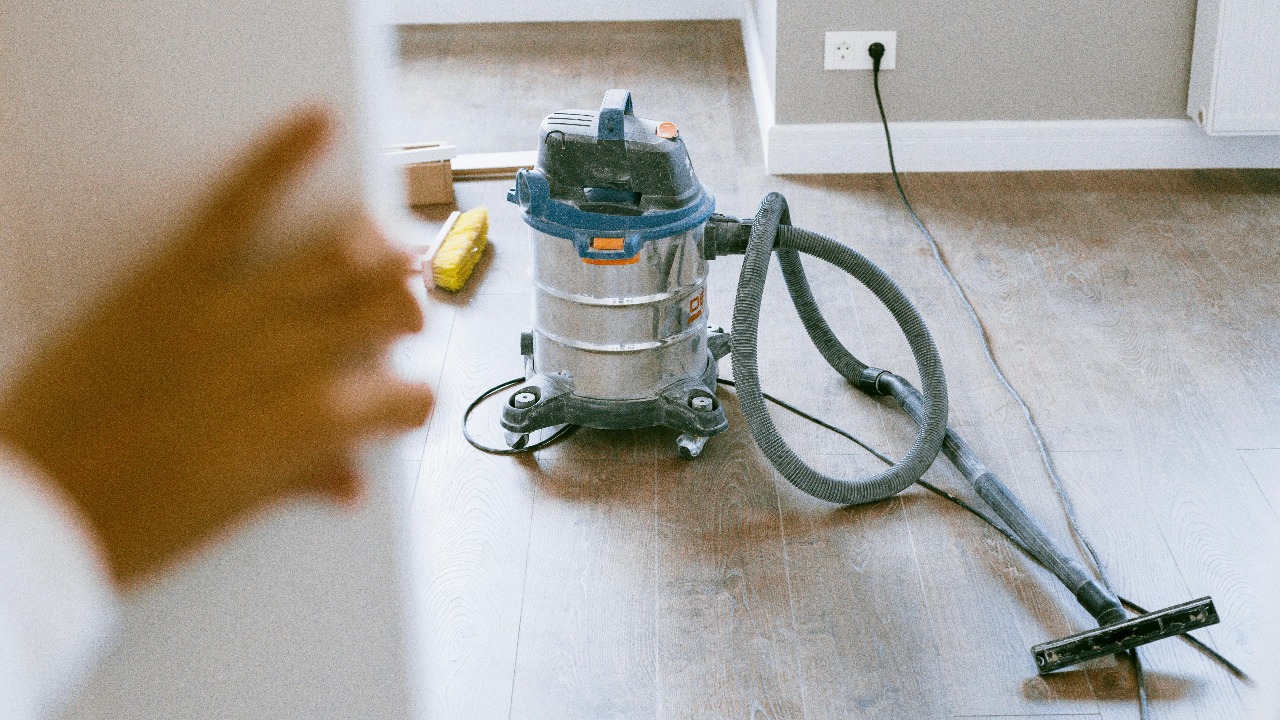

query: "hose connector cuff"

left=857, top=367, right=891, bottom=396
left=704, top=214, right=754, bottom=259
left=1075, top=580, right=1126, bottom=626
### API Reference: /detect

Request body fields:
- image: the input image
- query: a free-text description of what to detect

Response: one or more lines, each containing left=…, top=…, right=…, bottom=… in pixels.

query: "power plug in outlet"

left=824, top=31, right=897, bottom=70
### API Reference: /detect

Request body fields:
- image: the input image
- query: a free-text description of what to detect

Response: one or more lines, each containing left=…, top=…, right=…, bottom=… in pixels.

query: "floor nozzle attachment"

left=1032, top=596, right=1219, bottom=674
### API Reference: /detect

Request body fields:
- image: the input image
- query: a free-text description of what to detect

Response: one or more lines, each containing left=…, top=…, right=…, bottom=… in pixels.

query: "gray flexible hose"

left=725, top=192, right=1127, bottom=622
left=877, top=372, right=1126, bottom=625
left=730, top=193, right=949, bottom=505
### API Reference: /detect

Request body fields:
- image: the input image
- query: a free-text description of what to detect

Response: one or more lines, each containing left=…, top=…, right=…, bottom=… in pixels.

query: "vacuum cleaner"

left=498, top=89, right=1218, bottom=675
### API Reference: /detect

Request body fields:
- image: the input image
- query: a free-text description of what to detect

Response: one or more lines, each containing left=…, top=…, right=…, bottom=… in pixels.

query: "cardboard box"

left=388, top=143, right=457, bottom=207
left=404, top=158, right=454, bottom=206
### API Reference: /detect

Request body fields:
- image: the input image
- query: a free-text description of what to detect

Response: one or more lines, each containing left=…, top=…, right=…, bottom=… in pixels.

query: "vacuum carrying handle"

left=598, top=89, right=633, bottom=141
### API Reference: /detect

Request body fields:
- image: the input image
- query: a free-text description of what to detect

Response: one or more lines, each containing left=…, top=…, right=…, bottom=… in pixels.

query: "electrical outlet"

left=824, top=31, right=897, bottom=70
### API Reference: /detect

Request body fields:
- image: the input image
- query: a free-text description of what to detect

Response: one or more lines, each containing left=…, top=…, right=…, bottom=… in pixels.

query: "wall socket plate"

left=824, top=31, right=897, bottom=70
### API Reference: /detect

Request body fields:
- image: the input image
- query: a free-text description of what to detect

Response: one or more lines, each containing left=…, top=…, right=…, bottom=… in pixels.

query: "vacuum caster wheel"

left=676, top=434, right=709, bottom=459
left=504, top=431, right=531, bottom=450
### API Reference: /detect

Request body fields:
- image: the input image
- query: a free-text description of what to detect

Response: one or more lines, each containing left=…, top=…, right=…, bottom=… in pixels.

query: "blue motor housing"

left=507, top=89, right=714, bottom=262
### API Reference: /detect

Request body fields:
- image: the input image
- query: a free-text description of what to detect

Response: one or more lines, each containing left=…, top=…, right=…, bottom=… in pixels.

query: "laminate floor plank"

left=394, top=273, right=457, bottom=464
left=653, top=397, right=805, bottom=720
left=1045, top=450, right=1252, bottom=720
left=508, top=456, right=661, bottom=720
left=1153, top=170, right=1280, bottom=451
left=410, top=290, right=538, bottom=720
left=1029, top=172, right=1275, bottom=694
left=951, top=715, right=1102, bottom=720
left=1241, top=450, right=1280, bottom=521
left=880, top=172, right=1170, bottom=719
left=939, top=171, right=1263, bottom=718
left=773, top=488, right=951, bottom=720
left=741, top=180, right=956, bottom=720
left=759, top=175, right=1102, bottom=717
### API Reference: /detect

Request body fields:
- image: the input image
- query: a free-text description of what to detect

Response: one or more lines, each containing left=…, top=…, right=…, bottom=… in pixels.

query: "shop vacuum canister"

left=503, top=89, right=726, bottom=457
left=492, top=89, right=1224, bottom=680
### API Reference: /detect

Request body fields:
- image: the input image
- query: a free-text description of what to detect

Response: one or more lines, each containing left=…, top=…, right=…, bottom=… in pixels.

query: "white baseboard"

left=766, top=119, right=1280, bottom=174
left=738, top=7, right=774, bottom=158
left=391, top=0, right=739, bottom=25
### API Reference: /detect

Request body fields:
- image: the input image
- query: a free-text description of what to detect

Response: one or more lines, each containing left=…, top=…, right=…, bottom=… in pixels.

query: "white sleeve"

left=0, top=447, right=120, bottom=719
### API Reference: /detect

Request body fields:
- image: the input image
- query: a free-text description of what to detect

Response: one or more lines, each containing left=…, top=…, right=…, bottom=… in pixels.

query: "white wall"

left=740, top=0, right=777, bottom=157
left=0, top=2, right=420, bottom=718
left=743, top=0, right=776, bottom=98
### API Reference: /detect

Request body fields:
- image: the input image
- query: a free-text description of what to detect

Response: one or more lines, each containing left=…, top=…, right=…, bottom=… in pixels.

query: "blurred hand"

left=0, top=107, right=433, bottom=588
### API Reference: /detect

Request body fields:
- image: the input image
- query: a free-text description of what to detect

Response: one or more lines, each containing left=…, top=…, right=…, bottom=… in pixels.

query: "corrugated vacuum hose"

left=721, top=191, right=1220, bottom=679
left=729, top=192, right=949, bottom=504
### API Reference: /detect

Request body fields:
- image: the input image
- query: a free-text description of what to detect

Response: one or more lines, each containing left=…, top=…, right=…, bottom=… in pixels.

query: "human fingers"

left=302, top=451, right=365, bottom=507
left=174, top=106, right=335, bottom=274
left=333, top=368, right=434, bottom=438
left=248, top=258, right=422, bottom=377
left=318, top=281, right=424, bottom=356
left=204, top=286, right=421, bottom=393
left=255, top=212, right=418, bottom=314
left=276, top=245, right=419, bottom=325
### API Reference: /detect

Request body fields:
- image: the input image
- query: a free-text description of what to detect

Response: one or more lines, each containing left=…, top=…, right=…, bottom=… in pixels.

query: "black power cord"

left=865, top=40, right=1248, bottom=716
left=864, top=42, right=1164, bottom=716
left=461, top=377, right=577, bottom=455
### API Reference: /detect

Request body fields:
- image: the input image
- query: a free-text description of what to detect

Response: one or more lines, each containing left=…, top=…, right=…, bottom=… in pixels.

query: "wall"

left=744, top=0, right=778, bottom=99
left=386, top=0, right=1278, bottom=172
left=775, top=0, right=1199, bottom=124
left=741, top=0, right=779, bottom=155
left=0, top=2, right=420, bottom=718
left=760, top=0, right=1280, bottom=172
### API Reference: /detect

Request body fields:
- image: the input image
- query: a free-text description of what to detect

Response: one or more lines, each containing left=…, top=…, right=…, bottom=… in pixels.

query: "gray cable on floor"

left=869, top=54, right=1149, bottom=719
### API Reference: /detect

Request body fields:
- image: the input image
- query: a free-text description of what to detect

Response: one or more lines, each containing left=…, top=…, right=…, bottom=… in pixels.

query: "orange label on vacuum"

left=591, top=236, right=626, bottom=251
left=687, top=288, right=706, bottom=324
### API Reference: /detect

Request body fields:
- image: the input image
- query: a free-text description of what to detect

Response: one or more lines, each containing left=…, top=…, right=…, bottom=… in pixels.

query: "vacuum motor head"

left=508, top=88, right=714, bottom=262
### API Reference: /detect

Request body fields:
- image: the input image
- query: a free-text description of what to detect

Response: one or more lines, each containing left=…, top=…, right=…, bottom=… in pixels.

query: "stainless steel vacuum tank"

left=502, top=89, right=727, bottom=456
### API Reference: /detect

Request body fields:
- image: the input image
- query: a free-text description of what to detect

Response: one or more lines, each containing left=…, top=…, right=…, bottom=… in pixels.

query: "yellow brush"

left=430, top=206, right=488, bottom=292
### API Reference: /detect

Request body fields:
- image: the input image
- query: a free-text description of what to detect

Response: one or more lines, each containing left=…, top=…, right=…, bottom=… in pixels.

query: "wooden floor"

left=392, top=21, right=1279, bottom=720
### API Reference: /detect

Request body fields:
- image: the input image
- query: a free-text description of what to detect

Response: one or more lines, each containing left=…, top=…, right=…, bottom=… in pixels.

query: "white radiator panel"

left=1188, top=0, right=1280, bottom=135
